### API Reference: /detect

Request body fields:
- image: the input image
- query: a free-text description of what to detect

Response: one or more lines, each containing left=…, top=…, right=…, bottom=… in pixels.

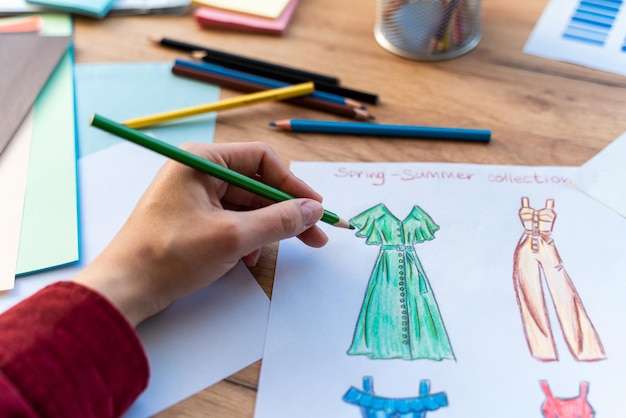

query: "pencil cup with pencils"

left=374, top=0, right=482, bottom=61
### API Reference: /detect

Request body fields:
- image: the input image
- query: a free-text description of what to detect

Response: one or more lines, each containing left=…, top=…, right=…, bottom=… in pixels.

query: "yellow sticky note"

left=192, top=0, right=291, bottom=19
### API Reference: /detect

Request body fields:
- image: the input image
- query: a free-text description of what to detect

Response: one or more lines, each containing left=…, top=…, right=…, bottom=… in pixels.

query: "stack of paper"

left=194, top=0, right=299, bottom=35
left=0, top=14, right=79, bottom=291
left=24, top=0, right=115, bottom=18
left=0, top=0, right=190, bottom=17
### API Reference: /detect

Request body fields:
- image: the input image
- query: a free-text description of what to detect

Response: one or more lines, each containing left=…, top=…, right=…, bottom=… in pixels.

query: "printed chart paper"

left=256, top=161, right=626, bottom=417
left=524, top=0, right=626, bottom=76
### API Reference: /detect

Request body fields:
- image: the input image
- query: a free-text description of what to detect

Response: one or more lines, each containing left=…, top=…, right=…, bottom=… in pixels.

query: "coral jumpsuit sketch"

left=347, top=203, right=454, bottom=361
left=540, top=380, right=595, bottom=418
left=512, top=197, right=605, bottom=362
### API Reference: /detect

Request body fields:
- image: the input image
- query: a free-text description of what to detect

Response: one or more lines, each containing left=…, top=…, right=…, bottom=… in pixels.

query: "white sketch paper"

left=255, top=162, right=626, bottom=417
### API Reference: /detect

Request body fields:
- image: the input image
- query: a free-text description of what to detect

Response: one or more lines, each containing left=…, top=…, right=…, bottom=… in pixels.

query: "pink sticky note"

left=195, top=0, right=299, bottom=36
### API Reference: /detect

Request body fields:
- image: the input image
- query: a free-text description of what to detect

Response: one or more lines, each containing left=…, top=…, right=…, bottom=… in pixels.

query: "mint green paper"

left=16, top=14, right=79, bottom=275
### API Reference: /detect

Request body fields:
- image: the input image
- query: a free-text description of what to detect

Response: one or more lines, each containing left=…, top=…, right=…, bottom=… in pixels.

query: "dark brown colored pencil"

left=172, top=65, right=374, bottom=121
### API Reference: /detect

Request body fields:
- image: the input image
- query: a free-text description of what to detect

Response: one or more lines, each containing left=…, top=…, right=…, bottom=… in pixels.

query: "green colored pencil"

left=90, top=114, right=352, bottom=229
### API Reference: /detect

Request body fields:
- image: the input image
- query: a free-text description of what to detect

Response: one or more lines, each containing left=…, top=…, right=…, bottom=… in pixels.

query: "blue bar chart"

left=562, top=0, right=623, bottom=47
left=524, top=0, right=626, bottom=76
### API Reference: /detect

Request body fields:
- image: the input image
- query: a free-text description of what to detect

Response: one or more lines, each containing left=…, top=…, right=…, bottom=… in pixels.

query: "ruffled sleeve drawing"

left=350, top=204, right=386, bottom=245
left=404, top=206, right=439, bottom=244
left=347, top=204, right=454, bottom=361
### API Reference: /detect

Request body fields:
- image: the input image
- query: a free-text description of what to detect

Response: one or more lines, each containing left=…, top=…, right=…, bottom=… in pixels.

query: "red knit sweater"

left=0, top=282, right=149, bottom=417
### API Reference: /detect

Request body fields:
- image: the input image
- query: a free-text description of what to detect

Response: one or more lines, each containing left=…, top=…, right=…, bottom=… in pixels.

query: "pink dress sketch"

left=540, top=380, right=594, bottom=418
left=512, top=197, right=605, bottom=362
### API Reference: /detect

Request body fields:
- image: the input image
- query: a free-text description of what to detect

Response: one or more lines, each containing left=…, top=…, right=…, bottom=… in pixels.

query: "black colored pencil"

left=194, top=52, right=379, bottom=104
left=151, top=36, right=379, bottom=104
left=151, top=36, right=340, bottom=85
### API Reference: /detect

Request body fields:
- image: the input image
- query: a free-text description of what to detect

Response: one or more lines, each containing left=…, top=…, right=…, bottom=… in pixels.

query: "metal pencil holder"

left=374, top=0, right=482, bottom=61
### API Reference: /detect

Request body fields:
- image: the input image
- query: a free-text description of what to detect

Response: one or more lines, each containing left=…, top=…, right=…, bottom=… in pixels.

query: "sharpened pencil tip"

left=334, top=217, right=353, bottom=230
left=190, top=50, right=207, bottom=60
left=148, top=35, right=162, bottom=44
left=89, top=114, right=95, bottom=125
left=269, top=121, right=276, bottom=127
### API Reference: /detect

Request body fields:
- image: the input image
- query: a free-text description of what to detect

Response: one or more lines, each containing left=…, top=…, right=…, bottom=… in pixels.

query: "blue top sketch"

left=343, top=376, right=448, bottom=418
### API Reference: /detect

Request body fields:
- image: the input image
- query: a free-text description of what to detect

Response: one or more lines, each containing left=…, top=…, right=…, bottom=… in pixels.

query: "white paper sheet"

left=0, top=142, right=270, bottom=417
left=0, top=112, right=33, bottom=290
left=524, top=0, right=626, bottom=76
left=568, top=131, right=626, bottom=218
left=256, top=161, right=626, bottom=417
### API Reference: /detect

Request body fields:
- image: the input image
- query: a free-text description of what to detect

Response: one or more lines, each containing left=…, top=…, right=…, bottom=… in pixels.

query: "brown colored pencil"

left=172, top=65, right=374, bottom=121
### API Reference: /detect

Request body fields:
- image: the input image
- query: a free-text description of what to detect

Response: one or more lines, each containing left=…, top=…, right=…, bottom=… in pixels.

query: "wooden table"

left=73, top=0, right=626, bottom=415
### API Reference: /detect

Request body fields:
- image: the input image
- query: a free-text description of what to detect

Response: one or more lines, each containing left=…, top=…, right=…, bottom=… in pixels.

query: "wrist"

left=72, top=261, right=162, bottom=327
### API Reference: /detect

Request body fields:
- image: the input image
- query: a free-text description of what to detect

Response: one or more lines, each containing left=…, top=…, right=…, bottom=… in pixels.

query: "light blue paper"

left=25, top=0, right=116, bottom=18
left=74, top=61, right=220, bottom=158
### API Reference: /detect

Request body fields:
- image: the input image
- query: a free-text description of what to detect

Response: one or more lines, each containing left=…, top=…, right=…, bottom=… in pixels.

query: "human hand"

left=73, top=142, right=328, bottom=326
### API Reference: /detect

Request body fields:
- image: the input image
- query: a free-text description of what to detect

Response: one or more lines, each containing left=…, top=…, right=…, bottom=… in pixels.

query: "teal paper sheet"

left=25, top=0, right=115, bottom=18
left=74, top=61, right=220, bottom=158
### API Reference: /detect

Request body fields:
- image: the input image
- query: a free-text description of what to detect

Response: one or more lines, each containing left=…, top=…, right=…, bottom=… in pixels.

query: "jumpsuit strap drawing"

left=522, top=196, right=530, bottom=208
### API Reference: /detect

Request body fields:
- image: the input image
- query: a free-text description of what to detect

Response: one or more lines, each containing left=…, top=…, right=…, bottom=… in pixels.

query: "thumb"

left=235, top=199, right=324, bottom=252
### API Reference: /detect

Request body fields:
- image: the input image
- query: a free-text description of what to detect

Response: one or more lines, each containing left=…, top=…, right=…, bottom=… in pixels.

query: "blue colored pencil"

left=174, top=59, right=365, bottom=109
left=270, top=119, right=491, bottom=143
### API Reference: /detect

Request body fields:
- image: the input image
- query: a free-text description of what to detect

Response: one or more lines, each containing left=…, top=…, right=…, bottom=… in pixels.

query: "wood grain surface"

left=72, top=0, right=626, bottom=415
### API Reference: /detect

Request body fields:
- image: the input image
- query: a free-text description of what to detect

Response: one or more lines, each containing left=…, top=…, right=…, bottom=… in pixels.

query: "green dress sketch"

left=347, top=204, right=454, bottom=361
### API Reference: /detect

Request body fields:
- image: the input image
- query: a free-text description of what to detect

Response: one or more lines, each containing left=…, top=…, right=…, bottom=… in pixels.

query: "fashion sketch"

left=343, top=376, right=448, bottom=417
left=347, top=203, right=454, bottom=361
left=540, top=380, right=594, bottom=418
left=512, top=197, right=605, bottom=362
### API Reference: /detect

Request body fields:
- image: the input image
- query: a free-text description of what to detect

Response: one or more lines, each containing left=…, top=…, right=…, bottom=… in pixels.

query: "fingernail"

left=300, top=200, right=323, bottom=227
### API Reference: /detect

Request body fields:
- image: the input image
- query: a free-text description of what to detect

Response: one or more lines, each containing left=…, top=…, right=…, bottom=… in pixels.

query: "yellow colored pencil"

left=123, top=81, right=315, bottom=129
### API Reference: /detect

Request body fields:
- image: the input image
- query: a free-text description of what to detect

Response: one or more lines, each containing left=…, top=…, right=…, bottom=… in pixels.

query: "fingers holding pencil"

left=90, top=114, right=354, bottom=230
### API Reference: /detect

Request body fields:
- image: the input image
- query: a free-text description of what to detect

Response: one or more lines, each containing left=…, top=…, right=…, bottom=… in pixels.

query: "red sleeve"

left=0, top=281, right=149, bottom=417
